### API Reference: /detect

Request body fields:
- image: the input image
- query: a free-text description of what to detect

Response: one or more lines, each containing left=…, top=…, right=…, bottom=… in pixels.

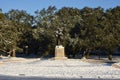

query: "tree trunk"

left=12, top=49, right=16, bottom=57
left=108, top=50, right=112, bottom=60
left=8, top=50, right=12, bottom=57
left=9, top=49, right=16, bottom=57
left=86, top=53, right=89, bottom=59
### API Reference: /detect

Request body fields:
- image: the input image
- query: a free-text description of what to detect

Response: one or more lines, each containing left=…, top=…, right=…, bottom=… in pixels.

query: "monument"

left=54, top=27, right=67, bottom=60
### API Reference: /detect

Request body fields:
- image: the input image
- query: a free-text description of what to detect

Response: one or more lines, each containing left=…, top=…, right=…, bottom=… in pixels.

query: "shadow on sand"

left=0, top=75, right=120, bottom=80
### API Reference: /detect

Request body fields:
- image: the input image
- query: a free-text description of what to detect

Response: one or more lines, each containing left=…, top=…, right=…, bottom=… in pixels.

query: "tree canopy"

left=0, top=6, right=120, bottom=59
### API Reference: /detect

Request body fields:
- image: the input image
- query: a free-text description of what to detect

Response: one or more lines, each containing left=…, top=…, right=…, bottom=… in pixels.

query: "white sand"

left=0, top=58, right=120, bottom=79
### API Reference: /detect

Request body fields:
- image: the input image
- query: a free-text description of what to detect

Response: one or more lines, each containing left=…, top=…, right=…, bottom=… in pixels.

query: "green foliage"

left=0, top=19, right=18, bottom=51
left=0, top=6, right=120, bottom=58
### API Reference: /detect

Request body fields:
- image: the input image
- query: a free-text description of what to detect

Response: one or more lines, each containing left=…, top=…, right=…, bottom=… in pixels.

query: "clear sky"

left=0, top=0, right=120, bottom=15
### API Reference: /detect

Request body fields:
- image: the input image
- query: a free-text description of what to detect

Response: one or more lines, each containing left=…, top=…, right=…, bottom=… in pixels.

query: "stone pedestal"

left=54, top=45, right=67, bottom=60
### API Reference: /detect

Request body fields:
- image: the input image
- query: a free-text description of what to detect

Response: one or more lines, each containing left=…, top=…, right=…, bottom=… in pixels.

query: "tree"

left=5, top=9, right=34, bottom=25
left=103, top=6, right=120, bottom=60
left=35, top=6, right=57, bottom=29
left=0, top=19, right=18, bottom=56
left=5, top=9, right=34, bottom=55
left=0, top=6, right=120, bottom=59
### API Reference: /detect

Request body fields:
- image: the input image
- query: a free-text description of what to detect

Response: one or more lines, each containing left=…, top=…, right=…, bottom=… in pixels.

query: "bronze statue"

left=55, top=27, right=64, bottom=45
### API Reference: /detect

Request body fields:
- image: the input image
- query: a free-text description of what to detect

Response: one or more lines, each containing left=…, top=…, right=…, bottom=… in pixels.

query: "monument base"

left=54, top=57, right=67, bottom=60
left=54, top=45, right=67, bottom=60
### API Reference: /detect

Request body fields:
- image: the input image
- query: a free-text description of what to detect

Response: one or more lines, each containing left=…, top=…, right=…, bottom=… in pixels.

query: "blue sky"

left=0, top=0, right=120, bottom=15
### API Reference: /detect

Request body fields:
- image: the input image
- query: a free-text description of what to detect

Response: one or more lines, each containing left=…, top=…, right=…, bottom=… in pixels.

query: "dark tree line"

left=0, top=6, right=120, bottom=60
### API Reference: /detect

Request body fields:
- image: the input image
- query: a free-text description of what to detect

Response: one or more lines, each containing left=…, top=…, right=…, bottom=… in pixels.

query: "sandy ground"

left=0, top=57, right=120, bottom=79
